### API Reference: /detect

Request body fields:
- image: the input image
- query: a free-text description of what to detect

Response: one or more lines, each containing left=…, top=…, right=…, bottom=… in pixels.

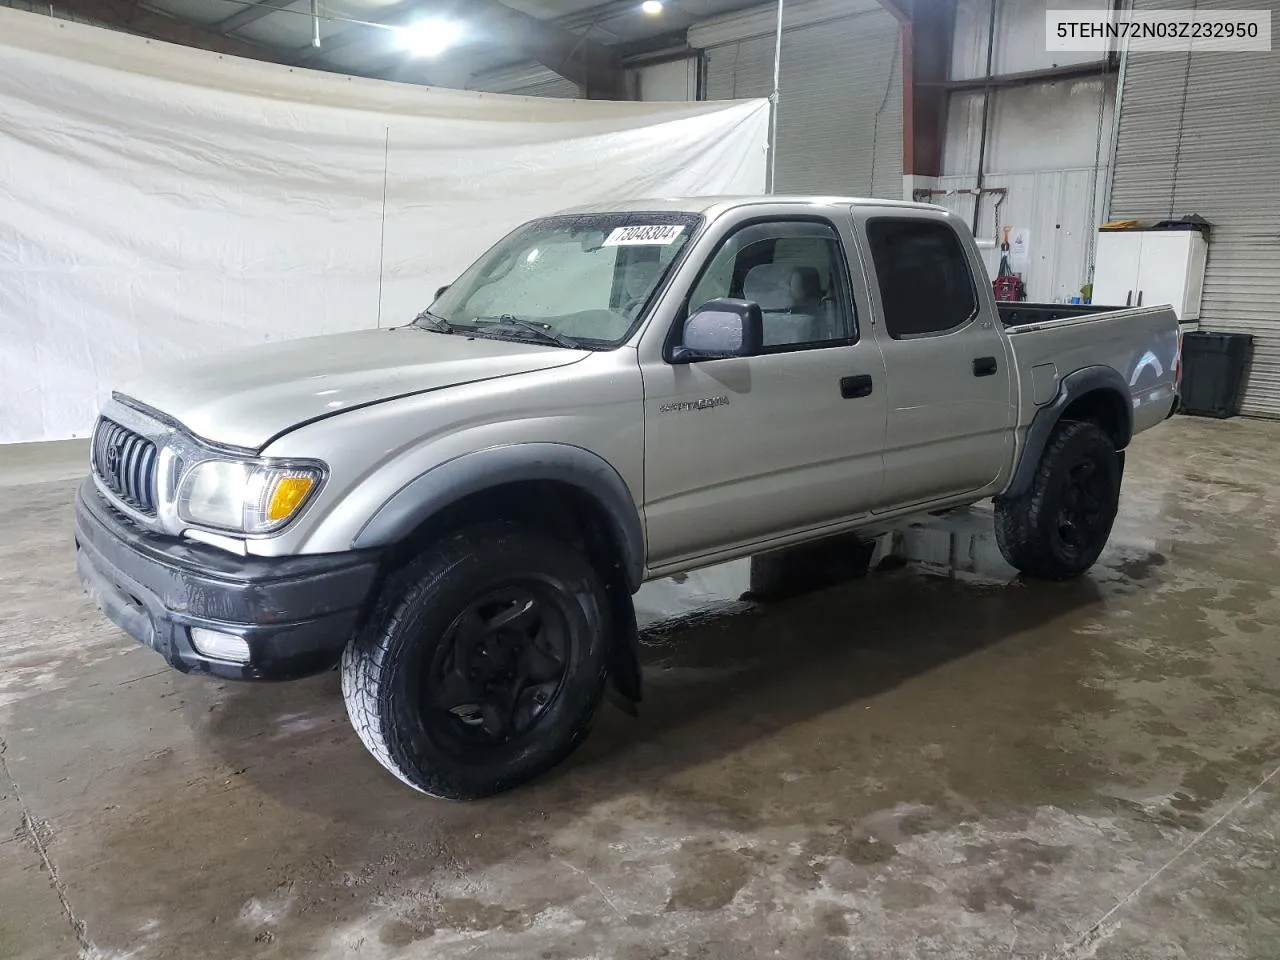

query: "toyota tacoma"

left=75, top=196, right=1181, bottom=798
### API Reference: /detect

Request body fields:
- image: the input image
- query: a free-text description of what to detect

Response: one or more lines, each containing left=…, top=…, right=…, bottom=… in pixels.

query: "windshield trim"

left=426, top=212, right=705, bottom=351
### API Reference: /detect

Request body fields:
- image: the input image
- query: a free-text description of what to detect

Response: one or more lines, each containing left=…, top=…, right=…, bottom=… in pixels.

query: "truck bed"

left=1002, top=303, right=1181, bottom=440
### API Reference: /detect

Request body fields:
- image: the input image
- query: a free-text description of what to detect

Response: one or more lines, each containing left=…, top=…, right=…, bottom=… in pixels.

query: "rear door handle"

left=840, top=375, right=873, bottom=399
left=973, top=356, right=998, bottom=377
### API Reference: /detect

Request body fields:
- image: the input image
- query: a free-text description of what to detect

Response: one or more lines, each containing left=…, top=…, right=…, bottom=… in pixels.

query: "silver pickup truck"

left=75, top=196, right=1180, bottom=798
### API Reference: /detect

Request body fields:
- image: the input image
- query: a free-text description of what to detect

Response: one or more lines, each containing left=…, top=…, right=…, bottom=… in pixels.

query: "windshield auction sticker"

left=603, top=225, right=686, bottom=246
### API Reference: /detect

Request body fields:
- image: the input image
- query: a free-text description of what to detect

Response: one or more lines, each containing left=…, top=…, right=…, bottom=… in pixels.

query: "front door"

left=861, top=215, right=1015, bottom=509
left=640, top=217, right=888, bottom=569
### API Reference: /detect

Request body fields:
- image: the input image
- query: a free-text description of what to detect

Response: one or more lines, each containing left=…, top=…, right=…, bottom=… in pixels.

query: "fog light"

left=189, top=627, right=251, bottom=664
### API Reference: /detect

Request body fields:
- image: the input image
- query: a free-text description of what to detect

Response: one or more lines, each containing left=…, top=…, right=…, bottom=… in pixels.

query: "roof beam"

left=464, top=0, right=626, bottom=98
left=901, top=0, right=952, bottom=178
left=294, top=1, right=436, bottom=63
left=213, top=0, right=296, bottom=36
left=299, top=0, right=635, bottom=62
left=298, top=0, right=627, bottom=98
left=875, top=0, right=912, bottom=24
left=936, top=60, right=1111, bottom=92
left=48, top=0, right=297, bottom=63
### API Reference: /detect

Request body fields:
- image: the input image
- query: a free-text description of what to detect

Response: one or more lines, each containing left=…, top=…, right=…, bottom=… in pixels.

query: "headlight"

left=177, top=459, right=325, bottom=534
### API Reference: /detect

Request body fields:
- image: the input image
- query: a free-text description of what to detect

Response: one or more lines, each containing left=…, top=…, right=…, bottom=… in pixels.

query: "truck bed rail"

left=998, top=303, right=1117, bottom=327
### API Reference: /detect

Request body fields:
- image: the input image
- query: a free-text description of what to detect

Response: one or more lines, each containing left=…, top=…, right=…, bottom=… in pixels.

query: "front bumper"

left=74, top=479, right=381, bottom=681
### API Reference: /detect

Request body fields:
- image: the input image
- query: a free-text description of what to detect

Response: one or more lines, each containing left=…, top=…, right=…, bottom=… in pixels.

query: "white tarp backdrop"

left=0, top=9, right=769, bottom=444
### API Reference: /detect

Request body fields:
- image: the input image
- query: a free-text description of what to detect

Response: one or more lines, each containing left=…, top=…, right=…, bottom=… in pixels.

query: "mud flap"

left=603, top=575, right=641, bottom=715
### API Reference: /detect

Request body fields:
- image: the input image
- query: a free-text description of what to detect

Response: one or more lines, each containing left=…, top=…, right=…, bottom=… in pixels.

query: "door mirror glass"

left=676, top=298, right=763, bottom=361
left=434, top=284, right=451, bottom=300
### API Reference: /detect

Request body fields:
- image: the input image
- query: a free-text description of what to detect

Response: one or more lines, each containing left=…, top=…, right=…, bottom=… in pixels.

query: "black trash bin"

left=1179, top=331, right=1253, bottom=418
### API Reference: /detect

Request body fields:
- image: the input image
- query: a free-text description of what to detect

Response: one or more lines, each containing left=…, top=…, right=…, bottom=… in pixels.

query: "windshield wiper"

left=473, top=314, right=580, bottom=349
left=410, top=310, right=454, bottom=334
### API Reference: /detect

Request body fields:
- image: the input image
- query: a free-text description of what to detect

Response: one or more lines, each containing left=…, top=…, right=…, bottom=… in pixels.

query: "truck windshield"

left=426, top=213, right=700, bottom=347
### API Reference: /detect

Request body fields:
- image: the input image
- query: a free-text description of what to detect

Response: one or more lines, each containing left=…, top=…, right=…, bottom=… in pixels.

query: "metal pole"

left=310, top=0, right=321, bottom=48
left=970, top=0, right=997, bottom=235
left=1101, top=0, right=1133, bottom=223
left=767, top=0, right=784, bottom=194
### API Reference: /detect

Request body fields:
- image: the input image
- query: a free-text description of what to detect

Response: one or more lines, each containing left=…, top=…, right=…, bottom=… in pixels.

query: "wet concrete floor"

left=2, top=417, right=1280, bottom=959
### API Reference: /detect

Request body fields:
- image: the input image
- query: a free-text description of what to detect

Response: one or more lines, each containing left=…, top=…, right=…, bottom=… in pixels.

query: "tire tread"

left=994, top=420, right=1119, bottom=581
left=341, top=523, right=606, bottom=798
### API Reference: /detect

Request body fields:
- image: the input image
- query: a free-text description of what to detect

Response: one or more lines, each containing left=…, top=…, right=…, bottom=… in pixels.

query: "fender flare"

left=351, top=443, right=646, bottom=593
left=1003, top=365, right=1133, bottom=500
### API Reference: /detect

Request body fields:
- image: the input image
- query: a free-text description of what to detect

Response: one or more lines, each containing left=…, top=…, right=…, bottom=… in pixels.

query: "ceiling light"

left=641, top=1, right=664, bottom=14
left=397, top=18, right=465, bottom=57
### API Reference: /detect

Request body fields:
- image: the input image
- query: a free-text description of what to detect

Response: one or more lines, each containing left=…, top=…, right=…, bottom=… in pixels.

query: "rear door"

left=860, top=213, right=1016, bottom=509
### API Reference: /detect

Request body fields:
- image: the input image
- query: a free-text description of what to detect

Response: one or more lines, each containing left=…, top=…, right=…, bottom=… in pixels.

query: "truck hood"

left=117, top=328, right=588, bottom=450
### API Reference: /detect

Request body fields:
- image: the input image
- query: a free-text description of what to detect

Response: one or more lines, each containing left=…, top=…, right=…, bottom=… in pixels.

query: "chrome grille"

left=92, top=417, right=159, bottom=516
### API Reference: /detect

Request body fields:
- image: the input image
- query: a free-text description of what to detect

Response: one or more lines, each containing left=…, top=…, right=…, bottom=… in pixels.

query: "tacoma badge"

left=659, top=396, right=730, bottom=414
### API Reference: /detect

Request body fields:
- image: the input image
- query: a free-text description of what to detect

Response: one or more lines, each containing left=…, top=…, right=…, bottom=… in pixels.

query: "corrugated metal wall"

left=938, top=0, right=1114, bottom=301
left=1110, top=0, right=1280, bottom=416
left=702, top=8, right=903, bottom=197
left=950, top=0, right=1112, bottom=77
left=503, top=75, right=581, bottom=99
left=935, top=168, right=1109, bottom=299
left=471, top=59, right=699, bottom=102
left=939, top=73, right=1114, bottom=300
left=472, top=65, right=581, bottom=99
left=634, top=58, right=699, bottom=102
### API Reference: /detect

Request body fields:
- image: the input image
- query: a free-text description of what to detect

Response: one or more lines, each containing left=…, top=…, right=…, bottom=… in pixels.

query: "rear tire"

left=341, top=522, right=608, bottom=799
left=994, top=421, right=1121, bottom=580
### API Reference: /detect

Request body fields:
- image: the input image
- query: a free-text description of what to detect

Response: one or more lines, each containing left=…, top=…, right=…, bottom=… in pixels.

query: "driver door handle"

left=840, top=375, right=873, bottom=399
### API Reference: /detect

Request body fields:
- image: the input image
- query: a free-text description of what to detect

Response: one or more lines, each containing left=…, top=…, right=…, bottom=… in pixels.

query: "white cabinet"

left=1092, top=230, right=1207, bottom=322
left=1093, top=231, right=1143, bottom=307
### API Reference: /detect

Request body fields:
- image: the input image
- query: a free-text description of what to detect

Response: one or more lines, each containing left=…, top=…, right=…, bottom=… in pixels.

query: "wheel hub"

left=426, top=586, right=569, bottom=744
left=1056, top=459, right=1106, bottom=550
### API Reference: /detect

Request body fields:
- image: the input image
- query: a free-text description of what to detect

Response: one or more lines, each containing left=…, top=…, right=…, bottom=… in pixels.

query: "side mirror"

left=674, top=298, right=763, bottom=362
left=434, top=284, right=450, bottom=300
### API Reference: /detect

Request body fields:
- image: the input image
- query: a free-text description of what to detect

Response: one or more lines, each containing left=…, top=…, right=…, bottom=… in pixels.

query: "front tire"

left=341, top=522, right=608, bottom=799
left=994, top=421, right=1121, bottom=580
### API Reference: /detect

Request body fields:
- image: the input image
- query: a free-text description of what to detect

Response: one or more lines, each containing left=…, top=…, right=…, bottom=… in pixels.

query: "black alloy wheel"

left=426, top=583, right=571, bottom=749
left=1053, top=458, right=1111, bottom=557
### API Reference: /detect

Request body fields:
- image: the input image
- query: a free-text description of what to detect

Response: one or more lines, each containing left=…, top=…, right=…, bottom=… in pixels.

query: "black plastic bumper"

left=74, top=479, right=381, bottom=681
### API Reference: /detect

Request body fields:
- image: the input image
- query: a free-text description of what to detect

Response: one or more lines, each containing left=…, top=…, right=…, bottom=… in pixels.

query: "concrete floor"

left=3, top=418, right=1280, bottom=960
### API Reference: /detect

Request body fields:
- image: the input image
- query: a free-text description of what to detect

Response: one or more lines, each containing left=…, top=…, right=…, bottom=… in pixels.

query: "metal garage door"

left=507, top=76, right=580, bottom=99
left=701, top=7, right=903, bottom=197
left=1109, top=0, right=1280, bottom=415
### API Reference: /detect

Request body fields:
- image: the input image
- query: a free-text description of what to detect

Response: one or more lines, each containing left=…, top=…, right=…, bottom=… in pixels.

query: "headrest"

left=623, top=260, right=661, bottom=298
left=791, top=265, right=823, bottom=300
left=742, top=263, right=793, bottom=311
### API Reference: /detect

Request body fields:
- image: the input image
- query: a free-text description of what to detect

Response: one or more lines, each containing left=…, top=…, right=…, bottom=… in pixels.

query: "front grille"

left=92, top=418, right=159, bottom=516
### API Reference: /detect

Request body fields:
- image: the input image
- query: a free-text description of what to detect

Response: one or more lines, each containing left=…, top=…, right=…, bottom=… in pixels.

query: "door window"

left=865, top=219, right=978, bottom=339
left=683, top=220, right=857, bottom=350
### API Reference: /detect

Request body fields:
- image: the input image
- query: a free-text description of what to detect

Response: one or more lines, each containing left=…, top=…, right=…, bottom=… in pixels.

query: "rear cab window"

left=865, top=218, right=979, bottom=339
